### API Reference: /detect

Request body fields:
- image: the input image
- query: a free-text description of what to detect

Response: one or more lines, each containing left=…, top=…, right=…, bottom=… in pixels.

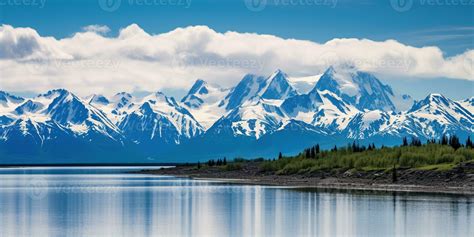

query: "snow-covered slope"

left=260, top=70, right=298, bottom=100
left=315, top=66, right=413, bottom=112
left=0, top=89, right=124, bottom=152
left=459, top=97, right=474, bottom=112
left=88, top=92, right=136, bottom=124
left=0, top=91, right=24, bottom=116
left=389, top=94, right=473, bottom=138
left=344, top=110, right=397, bottom=139
left=119, top=92, right=204, bottom=145
left=310, top=90, right=359, bottom=131
left=220, top=69, right=298, bottom=110
left=345, top=94, right=474, bottom=140
left=208, top=97, right=287, bottom=139
left=220, top=74, right=267, bottom=111
left=181, top=79, right=229, bottom=129
left=281, top=85, right=358, bottom=131
left=1, top=66, right=472, bottom=162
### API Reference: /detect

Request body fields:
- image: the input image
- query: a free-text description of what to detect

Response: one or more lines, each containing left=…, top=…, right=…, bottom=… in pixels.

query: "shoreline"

left=194, top=177, right=474, bottom=196
left=136, top=162, right=474, bottom=196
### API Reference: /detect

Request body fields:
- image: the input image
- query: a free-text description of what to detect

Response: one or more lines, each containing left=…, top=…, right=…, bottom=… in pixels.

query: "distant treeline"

left=260, top=135, right=473, bottom=174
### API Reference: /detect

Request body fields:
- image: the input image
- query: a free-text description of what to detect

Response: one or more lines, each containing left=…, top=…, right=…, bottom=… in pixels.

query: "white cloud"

left=0, top=24, right=472, bottom=97
left=81, top=25, right=111, bottom=35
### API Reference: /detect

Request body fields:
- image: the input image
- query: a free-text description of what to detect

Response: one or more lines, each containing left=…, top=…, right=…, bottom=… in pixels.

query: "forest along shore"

left=137, top=160, right=474, bottom=195
left=138, top=138, right=474, bottom=195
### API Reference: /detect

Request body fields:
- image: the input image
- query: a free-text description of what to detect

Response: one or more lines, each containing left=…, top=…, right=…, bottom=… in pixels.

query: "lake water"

left=0, top=167, right=472, bottom=237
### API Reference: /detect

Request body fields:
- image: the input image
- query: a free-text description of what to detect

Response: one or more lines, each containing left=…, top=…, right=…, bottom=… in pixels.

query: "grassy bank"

left=259, top=143, right=473, bottom=175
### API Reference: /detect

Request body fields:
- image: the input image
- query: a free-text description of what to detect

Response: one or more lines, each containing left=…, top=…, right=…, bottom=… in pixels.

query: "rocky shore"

left=136, top=161, right=474, bottom=195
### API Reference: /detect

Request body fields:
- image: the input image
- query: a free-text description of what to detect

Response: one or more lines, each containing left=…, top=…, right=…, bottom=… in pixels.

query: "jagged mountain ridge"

left=0, top=67, right=472, bottom=163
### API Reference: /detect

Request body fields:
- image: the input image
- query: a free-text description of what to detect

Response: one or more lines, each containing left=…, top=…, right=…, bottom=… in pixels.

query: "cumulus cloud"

left=81, top=25, right=111, bottom=35
left=0, top=24, right=472, bottom=96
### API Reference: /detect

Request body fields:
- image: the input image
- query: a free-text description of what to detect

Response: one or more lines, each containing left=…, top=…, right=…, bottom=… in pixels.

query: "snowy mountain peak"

left=88, top=94, right=110, bottom=105
left=269, top=69, right=286, bottom=78
left=209, top=97, right=287, bottom=139
left=181, top=79, right=226, bottom=109
left=14, top=100, right=44, bottom=115
left=119, top=92, right=204, bottom=145
left=261, top=69, right=298, bottom=100
left=464, top=97, right=474, bottom=106
left=459, top=97, right=474, bottom=112
left=150, top=92, right=189, bottom=111
left=409, top=93, right=451, bottom=112
left=187, top=79, right=209, bottom=95
left=314, top=66, right=412, bottom=112
left=39, top=89, right=71, bottom=99
left=111, top=92, right=134, bottom=110
left=0, top=91, right=24, bottom=104
left=221, top=74, right=267, bottom=110
left=181, top=79, right=230, bottom=129
left=114, top=92, right=132, bottom=98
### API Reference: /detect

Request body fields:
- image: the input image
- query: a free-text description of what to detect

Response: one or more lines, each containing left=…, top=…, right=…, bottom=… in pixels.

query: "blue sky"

left=0, top=0, right=473, bottom=99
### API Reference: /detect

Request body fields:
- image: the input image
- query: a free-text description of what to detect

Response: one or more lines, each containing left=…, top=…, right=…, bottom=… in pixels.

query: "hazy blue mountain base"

left=0, top=66, right=472, bottom=164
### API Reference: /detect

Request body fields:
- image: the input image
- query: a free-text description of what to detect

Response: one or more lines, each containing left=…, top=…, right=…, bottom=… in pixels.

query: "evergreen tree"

left=410, top=137, right=421, bottom=147
left=402, top=137, right=408, bottom=146
left=197, top=161, right=201, bottom=169
left=223, top=157, right=227, bottom=165
left=466, top=136, right=473, bottom=148
left=316, top=144, right=320, bottom=154
left=305, top=149, right=311, bottom=158
left=310, top=147, right=316, bottom=159
left=278, top=152, right=283, bottom=160
left=449, top=135, right=461, bottom=150
left=441, top=135, right=448, bottom=145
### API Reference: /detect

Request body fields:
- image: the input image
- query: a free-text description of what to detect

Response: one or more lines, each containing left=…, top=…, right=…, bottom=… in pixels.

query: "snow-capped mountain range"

left=1, top=65, right=472, bottom=163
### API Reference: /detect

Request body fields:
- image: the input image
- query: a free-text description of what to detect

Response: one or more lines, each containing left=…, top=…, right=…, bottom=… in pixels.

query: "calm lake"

left=0, top=167, right=472, bottom=237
